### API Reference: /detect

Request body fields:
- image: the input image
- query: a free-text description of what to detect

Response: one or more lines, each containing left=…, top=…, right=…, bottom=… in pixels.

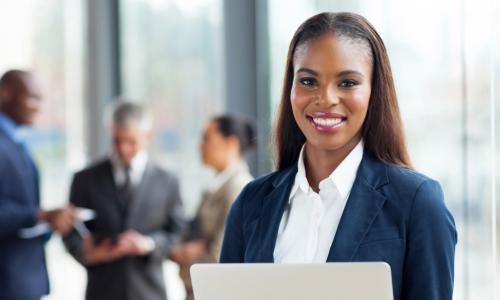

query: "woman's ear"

left=227, top=135, right=241, bottom=153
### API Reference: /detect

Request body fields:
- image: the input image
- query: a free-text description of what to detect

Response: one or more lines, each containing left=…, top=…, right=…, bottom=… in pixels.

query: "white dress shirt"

left=273, top=140, right=364, bottom=263
left=110, top=151, right=148, bottom=188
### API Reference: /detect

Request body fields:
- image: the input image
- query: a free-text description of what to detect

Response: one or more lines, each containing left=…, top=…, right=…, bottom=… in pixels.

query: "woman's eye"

left=299, top=77, right=317, bottom=87
left=339, top=79, right=358, bottom=88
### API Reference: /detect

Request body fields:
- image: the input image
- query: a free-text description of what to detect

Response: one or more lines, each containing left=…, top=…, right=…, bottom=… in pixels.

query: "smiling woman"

left=220, top=12, right=457, bottom=300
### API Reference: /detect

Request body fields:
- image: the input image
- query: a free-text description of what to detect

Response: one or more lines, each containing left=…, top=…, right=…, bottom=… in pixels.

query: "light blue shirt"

left=0, top=112, right=34, bottom=164
left=0, top=112, right=21, bottom=142
left=0, top=112, right=33, bottom=153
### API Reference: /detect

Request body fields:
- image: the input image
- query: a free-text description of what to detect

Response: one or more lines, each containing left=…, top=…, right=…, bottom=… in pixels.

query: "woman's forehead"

left=293, top=34, right=372, bottom=74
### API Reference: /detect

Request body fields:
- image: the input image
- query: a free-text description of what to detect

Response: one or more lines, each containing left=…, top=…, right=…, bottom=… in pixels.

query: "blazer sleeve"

left=147, top=174, right=186, bottom=261
left=0, top=151, right=38, bottom=237
left=219, top=184, right=249, bottom=263
left=62, top=173, right=88, bottom=265
left=0, top=199, right=38, bottom=238
left=402, top=179, right=457, bottom=300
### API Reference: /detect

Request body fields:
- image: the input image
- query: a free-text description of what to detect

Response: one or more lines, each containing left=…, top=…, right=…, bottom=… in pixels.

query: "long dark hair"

left=274, top=12, right=412, bottom=170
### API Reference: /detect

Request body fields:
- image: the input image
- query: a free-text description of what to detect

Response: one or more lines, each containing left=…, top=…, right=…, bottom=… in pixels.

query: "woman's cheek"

left=344, top=90, right=370, bottom=113
left=290, top=85, right=305, bottom=105
left=291, top=87, right=318, bottom=109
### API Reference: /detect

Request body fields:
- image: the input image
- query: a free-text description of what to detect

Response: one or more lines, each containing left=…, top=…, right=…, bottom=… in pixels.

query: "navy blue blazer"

left=0, top=126, right=49, bottom=299
left=220, top=152, right=457, bottom=300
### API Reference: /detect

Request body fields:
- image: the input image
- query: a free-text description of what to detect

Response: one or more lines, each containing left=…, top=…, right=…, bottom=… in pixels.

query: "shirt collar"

left=110, top=151, right=149, bottom=186
left=289, top=140, right=364, bottom=202
left=289, top=145, right=311, bottom=198
left=207, top=161, right=249, bottom=193
left=0, top=112, right=23, bottom=143
left=326, top=140, right=364, bottom=199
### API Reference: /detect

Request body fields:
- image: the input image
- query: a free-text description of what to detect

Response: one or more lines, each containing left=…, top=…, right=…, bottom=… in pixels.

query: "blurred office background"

left=0, top=0, right=498, bottom=299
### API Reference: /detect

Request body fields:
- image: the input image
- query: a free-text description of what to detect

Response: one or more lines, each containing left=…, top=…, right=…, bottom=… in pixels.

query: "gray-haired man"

left=63, top=101, right=186, bottom=300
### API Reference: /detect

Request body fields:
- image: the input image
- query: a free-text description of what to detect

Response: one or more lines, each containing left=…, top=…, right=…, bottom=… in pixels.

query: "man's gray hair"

left=109, top=100, right=153, bottom=131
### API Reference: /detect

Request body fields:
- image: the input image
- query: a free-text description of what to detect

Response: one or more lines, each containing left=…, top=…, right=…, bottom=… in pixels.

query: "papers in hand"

left=18, top=223, right=51, bottom=239
left=76, top=208, right=96, bottom=222
left=18, top=208, right=97, bottom=239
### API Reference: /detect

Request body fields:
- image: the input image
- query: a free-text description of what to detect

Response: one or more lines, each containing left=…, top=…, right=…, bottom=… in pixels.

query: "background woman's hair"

left=213, top=114, right=256, bottom=154
left=274, top=12, right=412, bottom=170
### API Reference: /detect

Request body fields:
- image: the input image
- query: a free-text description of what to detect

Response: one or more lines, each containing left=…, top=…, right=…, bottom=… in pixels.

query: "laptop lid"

left=191, top=262, right=393, bottom=300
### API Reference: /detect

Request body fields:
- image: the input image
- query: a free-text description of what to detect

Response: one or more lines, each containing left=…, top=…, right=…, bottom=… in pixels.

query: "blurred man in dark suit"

left=63, top=101, right=186, bottom=300
left=0, top=69, right=76, bottom=300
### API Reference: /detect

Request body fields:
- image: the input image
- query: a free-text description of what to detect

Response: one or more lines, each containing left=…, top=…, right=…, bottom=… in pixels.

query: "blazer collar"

left=260, top=151, right=389, bottom=262
left=257, top=165, right=297, bottom=262
left=271, top=164, right=297, bottom=188
left=355, top=151, right=389, bottom=190
left=326, top=152, right=389, bottom=261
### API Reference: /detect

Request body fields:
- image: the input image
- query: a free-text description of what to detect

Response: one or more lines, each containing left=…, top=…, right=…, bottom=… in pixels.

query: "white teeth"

left=312, top=117, right=344, bottom=127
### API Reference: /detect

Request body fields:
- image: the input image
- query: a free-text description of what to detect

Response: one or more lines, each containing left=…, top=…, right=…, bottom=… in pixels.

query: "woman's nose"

left=318, top=85, right=339, bottom=106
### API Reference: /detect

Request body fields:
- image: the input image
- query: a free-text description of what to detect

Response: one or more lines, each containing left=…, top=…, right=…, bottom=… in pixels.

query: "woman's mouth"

left=307, top=112, right=346, bottom=133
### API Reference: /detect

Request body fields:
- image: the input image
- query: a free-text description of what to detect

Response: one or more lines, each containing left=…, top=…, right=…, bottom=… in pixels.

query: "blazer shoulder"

left=243, top=170, right=282, bottom=194
left=73, top=158, right=111, bottom=179
left=231, top=169, right=289, bottom=211
left=147, top=163, right=178, bottom=182
left=381, top=163, right=447, bottom=217
left=385, top=163, right=437, bottom=194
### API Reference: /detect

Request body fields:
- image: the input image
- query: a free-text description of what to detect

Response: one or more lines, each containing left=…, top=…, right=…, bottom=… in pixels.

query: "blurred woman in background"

left=170, top=114, right=255, bottom=300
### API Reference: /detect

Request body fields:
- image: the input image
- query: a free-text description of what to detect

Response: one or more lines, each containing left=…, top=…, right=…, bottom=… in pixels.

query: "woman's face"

left=200, top=121, right=230, bottom=169
left=291, top=33, right=372, bottom=152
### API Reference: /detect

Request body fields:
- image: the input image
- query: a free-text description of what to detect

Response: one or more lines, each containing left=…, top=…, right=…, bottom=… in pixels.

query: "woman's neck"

left=214, top=154, right=240, bottom=174
left=304, top=136, right=361, bottom=192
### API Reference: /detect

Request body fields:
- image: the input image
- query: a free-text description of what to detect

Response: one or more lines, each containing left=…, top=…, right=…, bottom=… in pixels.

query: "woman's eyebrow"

left=296, top=67, right=319, bottom=76
left=297, top=68, right=364, bottom=78
left=336, top=70, right=364, bottom=78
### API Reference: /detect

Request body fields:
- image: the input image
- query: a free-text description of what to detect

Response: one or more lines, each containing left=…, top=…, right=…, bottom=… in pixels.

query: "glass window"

left=120, top=0, right=224, bottom=215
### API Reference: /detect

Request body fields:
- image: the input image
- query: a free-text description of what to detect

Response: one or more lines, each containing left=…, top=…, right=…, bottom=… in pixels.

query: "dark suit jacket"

left=220, top=152, right=457, bottom=300
left=63, top=159, right=186, bottom=300
left=0, top=126, right=48, bottom=300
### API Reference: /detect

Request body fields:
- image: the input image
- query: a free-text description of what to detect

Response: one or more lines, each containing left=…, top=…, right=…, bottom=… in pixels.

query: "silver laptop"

left=191, top=262, right=393, bottom=300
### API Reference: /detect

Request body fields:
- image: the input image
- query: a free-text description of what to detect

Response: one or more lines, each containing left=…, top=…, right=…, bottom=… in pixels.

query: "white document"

left=18, top=208, right=96, bottom=239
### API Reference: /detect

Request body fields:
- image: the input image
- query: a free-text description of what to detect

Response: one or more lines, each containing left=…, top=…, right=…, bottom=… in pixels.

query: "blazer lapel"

left=327, top=153, right=389, bottom=261
left=0, top=130, right=37, bottom=203
left=256, top=165, right=297, bottom=262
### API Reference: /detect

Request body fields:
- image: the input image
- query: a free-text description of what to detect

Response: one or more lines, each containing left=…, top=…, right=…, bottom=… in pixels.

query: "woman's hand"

left=169, top=240, right=207, bottom=264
